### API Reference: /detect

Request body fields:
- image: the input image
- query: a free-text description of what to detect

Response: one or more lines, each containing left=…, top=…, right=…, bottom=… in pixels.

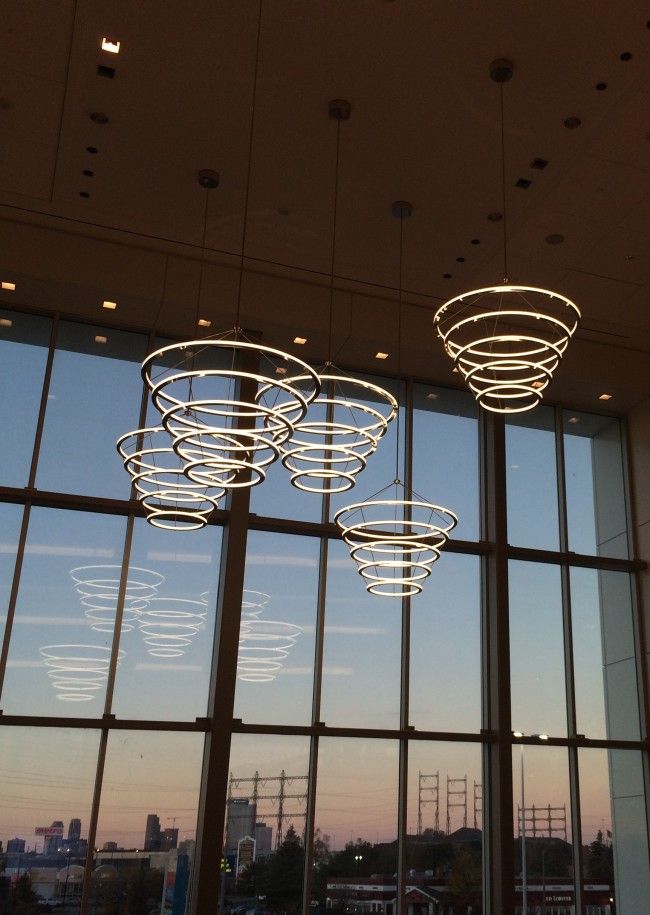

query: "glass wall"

left=0, top=306, right=646, bottom=915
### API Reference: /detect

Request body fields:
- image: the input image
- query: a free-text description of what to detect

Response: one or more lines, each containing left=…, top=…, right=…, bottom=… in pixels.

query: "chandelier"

left=433, top=60, right=580, bottom=414
left=40, top=644, right=124, bottom=702
left=138, top=596, right=207, bottom=658
left=336, top=202, right=457, bottom=596
left=70, top=564, right=164, bottom=632
left=277, top=100, right=397, bottom=493
left=237, top=591, right=302, bottom=683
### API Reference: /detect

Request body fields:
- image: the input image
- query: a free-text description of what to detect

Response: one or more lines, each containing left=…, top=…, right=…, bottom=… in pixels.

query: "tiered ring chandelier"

left=277, top=100, right=397, bottom=494
left=433, top=59, right=580, bottom=414
left=337, top=202, right=457, bottom=597
left=118, top=7, right=321, bottom=526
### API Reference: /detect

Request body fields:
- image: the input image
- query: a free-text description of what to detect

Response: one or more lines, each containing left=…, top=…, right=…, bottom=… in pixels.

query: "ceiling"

left=1, top=0, right=650, bottom=412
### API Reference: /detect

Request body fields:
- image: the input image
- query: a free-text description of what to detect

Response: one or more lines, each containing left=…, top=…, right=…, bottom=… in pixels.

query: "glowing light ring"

left=142, top=339, right=320, bottom=490
left=433, top=285, right=580, bottom=414
left=335, top=499, right=458, bottom=597
left=238, top=619, right=302, bottom=683
left=278, top=374, right=398, bottom=493
left=241, top=590, right=270, bottom=619
left=138, top=598, right=206, bottom=658
left=70, top=565, right=164, bottom=633
left=39, top=644, right=124, bottom=702
left=117, top=426, right=223, bottom=529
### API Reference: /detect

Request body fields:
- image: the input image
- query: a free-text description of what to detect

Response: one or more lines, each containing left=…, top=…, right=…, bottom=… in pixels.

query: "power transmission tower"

left=446, top=775, right=467, bottom=834
left=228, top=769, right=308, bottom=849
left=417, top=772, right=439, bottom=835
left=518, top=803, right=567, bottom=840
left=473, top=781, right=482, bottom=830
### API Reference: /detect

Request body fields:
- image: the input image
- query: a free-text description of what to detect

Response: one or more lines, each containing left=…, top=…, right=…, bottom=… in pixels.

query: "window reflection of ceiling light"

left=598, top=393, right=612, bottom=401
left=426, top=392, right=439, bottom=400
left=197, top=318, right=211, bottom=328
left=1, top=281, right=16, bottom=291
left=102, top=300, right=117, bottom=310
left=568, top=416, right=579, bottom=424
left=293, top=336, right=307, bottom=345
left=101, top=38, right=120, bottom=53
left=0, top=318, right=13, bottom=327
left=95, top=335, right=108, bottom=344
left=375, top=351, right=389, bottom=360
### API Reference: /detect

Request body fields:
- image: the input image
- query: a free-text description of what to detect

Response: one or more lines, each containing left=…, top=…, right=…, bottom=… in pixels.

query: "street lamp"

left=513, top=732, right=548, bottom=915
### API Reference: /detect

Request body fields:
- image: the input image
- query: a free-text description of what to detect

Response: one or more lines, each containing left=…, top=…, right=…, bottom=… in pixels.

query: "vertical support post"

left=483, top=413, right=515, bottom=915
left=79, top=729, right=109, bottom=915
left=555, top=407, right=585, bottom=915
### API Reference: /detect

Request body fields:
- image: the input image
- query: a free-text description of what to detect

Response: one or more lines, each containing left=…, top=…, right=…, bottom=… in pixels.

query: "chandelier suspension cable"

left=327, top=116, right=342, bottom=364
left=395, top=210, right=404, bottom=484
left=499, top=83, right=508, bottom=284
left=234, top=0, right=264, bottom=333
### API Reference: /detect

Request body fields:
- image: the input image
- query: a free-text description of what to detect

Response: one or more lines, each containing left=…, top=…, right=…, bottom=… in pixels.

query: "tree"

left=259, top=825, right=304, bottom=913
left=7, top=873, right=41, bottom=914
left=448, top=845, right=482, bottom=909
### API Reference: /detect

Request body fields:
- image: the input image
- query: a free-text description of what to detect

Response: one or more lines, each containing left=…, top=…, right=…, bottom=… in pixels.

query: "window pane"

left=250, top=444, right=324, bottom=523
left=506, top=406, right=560, bottom=550
left=110, top=518, right=222, bottom=721
left=579, top=748, right=650, bottom=913
left=234, top=531, right=320, bottom=726
left=571, top=568, right=640, bottom=741
left=222, top=733, right=310, bottom=914
left=510, top=561, right=567, bottom=737
left=90, top=729, right=204, bottom=914
left=0, top=502, right=24, bottom=645
left=320, top=539, right=401, bottom=729
left=564, top=411, right=629, bottom=559
left=0, top=726, right=99, bottom=908
left=314, top=737, right=398, bottom=914
left=37, top=322, right=146, bottom=498
left=413, top=384, right=480, bottom=541
left=512, top=744, right=574, bottom=914
left=407, top=741, right=483, bottom=912
left=1, top=507, right=127, bottom=717
left=0, top=309, right=50, bottom=487
left=410, top=553, right=481, bottom=732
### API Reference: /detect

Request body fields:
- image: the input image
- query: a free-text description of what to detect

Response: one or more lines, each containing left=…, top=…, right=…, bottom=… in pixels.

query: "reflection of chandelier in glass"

left=138, top=597, right=207, bottom=658
left=335, top=483, right=458, bottom=596
left=337, top=202, right=457, bottom=596
left=70, top=565, right=165, bottom=633
left=433, top=60, right=580, bottom=414
left=238, top=619, right=302, bottom=683
left=117, top=426, right=223, bottom=530
left=40, top=644, right=124, bottom=702
left=278, top=100, right=396, bottom=494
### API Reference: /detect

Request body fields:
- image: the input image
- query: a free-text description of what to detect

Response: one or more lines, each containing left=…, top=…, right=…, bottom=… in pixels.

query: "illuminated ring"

left=166, top=421, right=278, bottom=489
left=335, top=499, right=458, bottom=597
left=40, top=645, right=124, bottom=702
left=277, top=373, right=398, bottom=493
left=70, top=565, right=164, bottom=633
left=138, top=598, right=206, bottom=658
left=241, top=590, right=270, bottom=619
left=142, top=339, right=320, bottom=489
left=117, top=426, right=223, bottom=529
left=433, top=285, right=580, bottom=414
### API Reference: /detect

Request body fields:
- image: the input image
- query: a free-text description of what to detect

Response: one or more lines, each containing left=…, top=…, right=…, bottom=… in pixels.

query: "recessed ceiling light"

left=197, top=318, right=211, bottom=328
left=426, top=392, right=439, bottom=400
left=452, top=367, right=460, bottom=374
left=375, top=351, right=389, bottom=360
left=101, top=38, right=121, bottom=54
left=532, top=380, right=544, bottom=389
left=568, top=416, right=579, bottom=424
left=275, top=366, right=287, bottom=375
left=102, top=300, right=117, bottom=310
left=94, top=334, right=108, bottom=344
left=293, top=336, right=307, bottom=345
left=0, top=318, right=13, bottom=327
left=599, top=393, right=613, bottom=401
left=1, top=281, right=16, bottom=291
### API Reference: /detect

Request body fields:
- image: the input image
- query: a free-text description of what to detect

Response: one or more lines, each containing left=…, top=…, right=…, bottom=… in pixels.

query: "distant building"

left=225, top=799, right=256, bottom=852
left=161, top=828, right=178, bottom=851
left=7, top=838, right=26, bottom=854
left=254, top=822, right=272, bottom=856
left=102, top=842, right=118, bottom=852
left=44, top=822, right=65, bottom=855
left=67, top=818, right=81, bottom=843
left=144, top=814, right=162, bottom=851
